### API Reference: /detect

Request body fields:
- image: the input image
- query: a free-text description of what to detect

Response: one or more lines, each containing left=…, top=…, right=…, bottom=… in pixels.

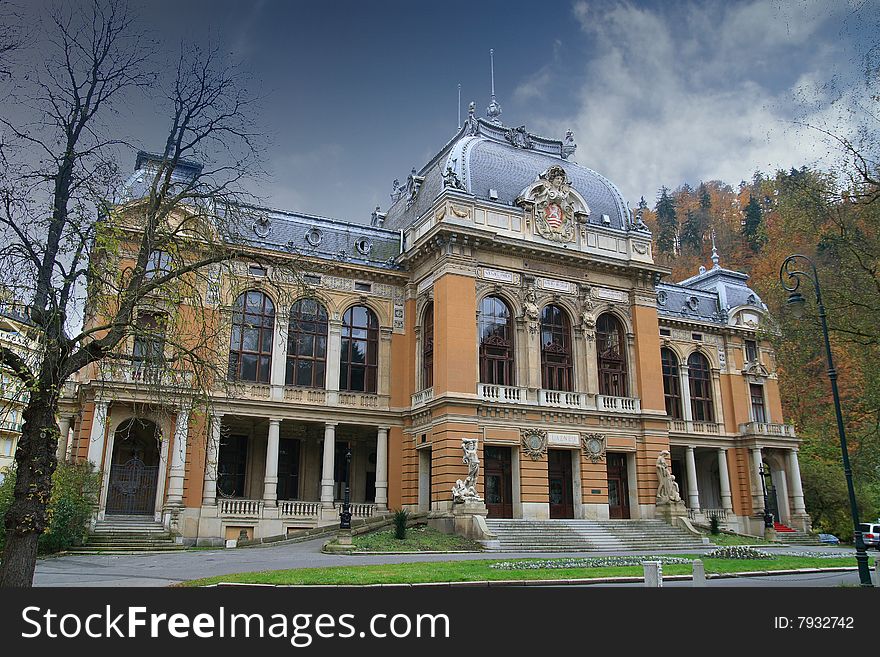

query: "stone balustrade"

left=478, top=383, right=527, bottom=404
left=219, top=498, right=264, bottom=517
left=738, top=422, right=796, bottom=438
left=283, top=387, right=327, bottom=404
left=596, top=394, right=641, bottom=414
left=668, top=420, right=724, bottom=435
left=280, top=500, right=321, bottom=518
left=538, top=389, right=588, bottom=409
left=411, top=387, right=434, bottom=408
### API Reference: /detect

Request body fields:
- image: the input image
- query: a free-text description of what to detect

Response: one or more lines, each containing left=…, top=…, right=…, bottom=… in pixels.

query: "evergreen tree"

left=680, top=209, right=702, bottom=253
left=655, top=186, right=678, bottom=255
left=742, top=195, right=764, bottom=251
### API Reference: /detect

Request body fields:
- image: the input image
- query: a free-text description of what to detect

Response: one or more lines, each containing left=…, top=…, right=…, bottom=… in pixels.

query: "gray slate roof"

left=657, top=264, right=767, bottom=326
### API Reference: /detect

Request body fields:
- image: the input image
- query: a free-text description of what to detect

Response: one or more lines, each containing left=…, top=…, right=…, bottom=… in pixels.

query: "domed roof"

left=382, top=112, right=635, bottom=233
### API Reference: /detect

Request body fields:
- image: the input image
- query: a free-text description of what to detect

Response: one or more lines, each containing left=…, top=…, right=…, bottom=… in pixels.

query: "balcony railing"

left=104, top=361, right=194, bottom=387
left=738, top=422, right=796, bottom=438
left=687, top=508, right=729, bottom=523
left=333, top=501, right=376, bottom=518
left=280, top=500, right=321, bottom=518
left=0, top=419, right=22, bottom=433
left=538, top=389, right=589, bottom=410
left=411, top=387, right=434, bottom=408
left=338, top=392, right=387, bottom=409
left=228, top=382, right=271, bottom=399
left=668, top=420, right=723, bottom=435
left=219, top=498, right=264, bottom=517
left=478, top=383, right=527, bottom=404
left=596, top=395, right=641, bottom=414
left=284, top=387, right=327, bottom=404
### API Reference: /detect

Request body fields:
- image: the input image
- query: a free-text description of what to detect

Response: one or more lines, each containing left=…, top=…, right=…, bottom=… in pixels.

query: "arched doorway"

left=106, top=418, right=161, bottom=515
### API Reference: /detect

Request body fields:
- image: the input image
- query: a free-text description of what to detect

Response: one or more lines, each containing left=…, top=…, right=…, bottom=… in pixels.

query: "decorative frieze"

left=520, top=428, right=548, bottom=460
left=581, top=433, right=607, bottom=463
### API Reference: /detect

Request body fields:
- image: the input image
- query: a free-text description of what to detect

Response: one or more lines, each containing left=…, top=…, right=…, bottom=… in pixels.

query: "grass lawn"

left=182, top=553, right=873, bottom=587
left=351, top=526, right=482, bottom=552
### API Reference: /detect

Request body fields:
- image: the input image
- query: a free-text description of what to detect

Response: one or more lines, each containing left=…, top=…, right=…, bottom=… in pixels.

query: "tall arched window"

left=540, top=304, right=572, bottom=391
left=422, top=302, right=434, bottom=389
left=479, top=296, right=514, bottom=385
left=286, top=299, right=328, bottom=388
left=687, top=352, right=714, bottom=422
left=341, top=305, right=379, bottom=393
left=597, top=313, right=627, bottom=396
left=228, top=290, right=275, bottom=382
left=661, top=348, right=683, bottom=420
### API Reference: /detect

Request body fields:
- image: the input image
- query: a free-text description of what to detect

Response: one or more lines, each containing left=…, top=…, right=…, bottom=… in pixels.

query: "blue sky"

left=16, top=0, right=880, bottom=223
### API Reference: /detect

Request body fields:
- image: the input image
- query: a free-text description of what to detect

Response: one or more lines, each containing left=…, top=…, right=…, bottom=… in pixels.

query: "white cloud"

left=531, top=1, right=861, bottom=205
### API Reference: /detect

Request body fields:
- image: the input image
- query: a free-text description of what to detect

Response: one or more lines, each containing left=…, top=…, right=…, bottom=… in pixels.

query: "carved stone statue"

left=656, top=450, right=682, bottom=504
left=452, top=438, right=481, bottom=503
left=523, top=287, right=539, bottom=321
left=516, top=165, right=589, bottom=243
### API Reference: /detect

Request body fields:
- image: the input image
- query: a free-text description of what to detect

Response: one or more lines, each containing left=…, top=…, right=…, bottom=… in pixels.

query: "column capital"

left=324, top=421, right=338, bottom=428
left=268, top=417, right=283, bottom=427
left=378, top=425, right=391, bottom=432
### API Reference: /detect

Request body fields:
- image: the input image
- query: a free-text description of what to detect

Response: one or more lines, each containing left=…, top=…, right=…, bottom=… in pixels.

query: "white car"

left=857, top=523, right=880, bottom=549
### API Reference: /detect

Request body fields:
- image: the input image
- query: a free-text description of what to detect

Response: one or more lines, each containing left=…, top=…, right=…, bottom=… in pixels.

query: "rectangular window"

left=691, top=333, right=703, bottom=341
left=659, top=328, right=671, bottom=337
left=145, top=250, right=172, bottom=279
left=248, top=264, right=267, bottom=277
left=354, top=281, right=372, bottom=292
left=750, top=384, right=766, bottom=423
left=745, top=340, right=758, bottom=363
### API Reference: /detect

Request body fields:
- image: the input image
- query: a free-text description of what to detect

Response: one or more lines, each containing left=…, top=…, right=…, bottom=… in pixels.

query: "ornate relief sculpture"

left=452, top=438, right=481, bottom=503
left=521, top=428, right=548, bottom=461
left=655, top=450, right=682, bottom=504
left=581, top=433, right=606, bottom=463
left=516, top=166, right=590, bottom=244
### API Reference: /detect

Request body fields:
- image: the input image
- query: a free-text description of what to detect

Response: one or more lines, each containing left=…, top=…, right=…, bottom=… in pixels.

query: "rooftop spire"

left=458, top=83, right=462, bottom=129
left=487, top=48, right=502, bottom=124
left=711, top=229, right=720, bottom=269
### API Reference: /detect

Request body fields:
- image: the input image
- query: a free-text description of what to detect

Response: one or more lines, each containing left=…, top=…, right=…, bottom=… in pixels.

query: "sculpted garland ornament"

left=521, top=428, right=548, bottom=461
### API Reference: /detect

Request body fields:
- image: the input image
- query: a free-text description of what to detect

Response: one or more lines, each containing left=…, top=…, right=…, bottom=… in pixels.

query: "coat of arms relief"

left=516, top=165, right=590, bottom=243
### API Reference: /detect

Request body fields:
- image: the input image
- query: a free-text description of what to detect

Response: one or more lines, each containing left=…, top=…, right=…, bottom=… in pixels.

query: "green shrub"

left=38, top=462, right=100, bottom=553
left=709, top=515, right=720, bottom=535
left=0, top=466, right=15, bottom=552
left=393, top=508, right=409, bottom=540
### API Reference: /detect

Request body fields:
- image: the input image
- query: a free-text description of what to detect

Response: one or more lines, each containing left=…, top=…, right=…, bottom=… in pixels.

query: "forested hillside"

left=640, top=163, right=880, bottom=537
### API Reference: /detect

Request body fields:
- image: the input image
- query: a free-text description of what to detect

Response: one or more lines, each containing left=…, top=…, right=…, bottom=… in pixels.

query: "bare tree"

left=0, top=1, right=20, bottom=79
left=0, top=0, right=279, bottom=587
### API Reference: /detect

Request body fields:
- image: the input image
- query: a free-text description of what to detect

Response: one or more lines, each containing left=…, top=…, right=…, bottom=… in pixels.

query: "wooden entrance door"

left=607, top=453, right=630, bottom=519
left=485, top=446, right=513, bottom=518
left=549, top=449, right=574, bottom=519
left=106, top=420, right=160, bottom=515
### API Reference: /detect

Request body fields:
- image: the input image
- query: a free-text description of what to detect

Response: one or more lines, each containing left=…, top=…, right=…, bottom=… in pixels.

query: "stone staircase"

left=772, top=522, right=823, bottom=546
left=483, top=519, right=707, bottom=552
left=68, top=515, right=186, bottom=553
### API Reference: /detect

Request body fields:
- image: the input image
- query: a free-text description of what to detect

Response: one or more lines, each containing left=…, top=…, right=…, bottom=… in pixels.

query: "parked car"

left=818, top=533, right=840, bottom=545
left=857, top=523, right=880, bottom=549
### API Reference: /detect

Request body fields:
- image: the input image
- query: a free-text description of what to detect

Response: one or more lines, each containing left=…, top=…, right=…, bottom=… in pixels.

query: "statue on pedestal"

left=656, top=450, right=682, bottom=504
left=452, top=438, right=481, bottom=503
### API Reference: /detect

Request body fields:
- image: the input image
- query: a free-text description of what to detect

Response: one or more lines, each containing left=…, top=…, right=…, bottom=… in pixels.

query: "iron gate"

left=106, top=457, right=159, bottom=515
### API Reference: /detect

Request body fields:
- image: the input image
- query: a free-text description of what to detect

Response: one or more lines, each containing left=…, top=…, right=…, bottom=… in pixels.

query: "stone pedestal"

left=656, top=500, right=688, bottom=524
left=452, top=501, right=489, bottom=540
left=764, top=526, right=778, bottom=542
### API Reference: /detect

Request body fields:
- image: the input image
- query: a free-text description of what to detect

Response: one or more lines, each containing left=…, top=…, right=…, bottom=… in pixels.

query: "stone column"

left=202, top=413, right=223, bottom=505
left=166, top=409, right=191, bottom=508
left=270, top=311, right=288, bottom=401
left=378, top=327, right=392, bottom=397
left=710, top=369, right=725, bottom=428
left=685, top=446, right=700, bottom=512
left=321, top=422, right=337, bottom=506
left=751, top=447, right=764, bottom=514
left=787, top=449, right=806, bottom=516
left=717, top=448, right=733, bottom=512
left=375, top=426, right=389, bottom=510
left=86, top=401, right=109, bottom=467
left=56, top=415, right=73, bottom=463
left=680, top=366, right=693, bottom=424
left=583, top=327, right=599, bottom=398
left=262, top=418, right=281, bottom=506
left=326, top=319, right=342, bottom=405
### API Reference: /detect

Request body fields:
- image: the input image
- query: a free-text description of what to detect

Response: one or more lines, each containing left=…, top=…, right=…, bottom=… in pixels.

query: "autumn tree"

left=742, top=195, right=764, bottom=251
left=0, top=0, right=276, bottom=586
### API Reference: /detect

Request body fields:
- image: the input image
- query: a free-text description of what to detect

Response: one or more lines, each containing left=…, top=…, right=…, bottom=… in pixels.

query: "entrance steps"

left=68, top=515, right=186, bottom=553
left=483, top=518, right=706, bottom=552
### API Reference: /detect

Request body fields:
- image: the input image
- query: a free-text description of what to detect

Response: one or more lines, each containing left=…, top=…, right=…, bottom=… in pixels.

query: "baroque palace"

left=55, top=102, right=808, bottom=545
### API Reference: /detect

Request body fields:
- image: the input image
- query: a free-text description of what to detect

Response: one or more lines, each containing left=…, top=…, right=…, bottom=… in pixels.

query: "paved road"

left=32, top=540, right=874, bottom=587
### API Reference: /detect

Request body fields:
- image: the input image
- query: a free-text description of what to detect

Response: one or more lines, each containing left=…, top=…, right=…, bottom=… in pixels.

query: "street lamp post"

left=757, top=463, right=774, bottom=529
left=780, top=253, right=873, bottom=587
left=339, top=446, right=352, bottom=530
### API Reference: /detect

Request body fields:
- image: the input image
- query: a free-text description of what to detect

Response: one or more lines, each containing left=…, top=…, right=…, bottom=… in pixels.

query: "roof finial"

left=487, top=48, right=502, bottom=124
left=711, top=229, right=720, bottom=269
left=458, top=83, right=462, bottom=130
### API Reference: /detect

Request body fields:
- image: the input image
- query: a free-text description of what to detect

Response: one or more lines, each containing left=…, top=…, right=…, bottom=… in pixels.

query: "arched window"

left=597, top=313, right=627, bottom=396
left=286, top=299, right=328, bottom=388
left=228, top=290, right=275, bottom=382
left=540, top=305, right=572, bottom=391
left=688, top=352, right=714, bottom=422
left=341, top=305, right=379, bottom=393
left=422, top=302, right=434, bottom=389
left=479, top=296, right=514, bottom=385
left=661, top=348, right=683, bottom=420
